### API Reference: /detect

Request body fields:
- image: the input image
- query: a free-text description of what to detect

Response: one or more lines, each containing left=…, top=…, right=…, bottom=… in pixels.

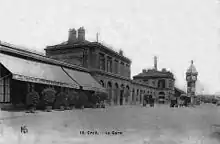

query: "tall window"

left=169, top=80, right=173, bottom=88
left=120, top=62, right=124, bottom=76
left=158, top=79, right=166, bottom=89
left=136, top=89, right=139, bottom=101
left=144, top=80, right=149, bottom=85
left=114, top=60, right=118, bottom=74
left=187, top=82, right=192, bottom=87
left=152, top=80, right=155, bottom=86
left=128, top=65, right=131, bottom=78
left=0, top=76, right=10, bottom=103
left=83, top=49, right=88, bottom=68
left=124, top=63, right=127, bottom=77
left=99, top=53, right=105, bottom=71
left=107, top=57, right=112, bottom=73
left=125, top=64, right=130, bottom=78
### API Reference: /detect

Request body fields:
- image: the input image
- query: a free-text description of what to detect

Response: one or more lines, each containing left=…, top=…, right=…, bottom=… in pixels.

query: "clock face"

left=187, top=75, right=197, bottom=81
left=192, top=76, right=196, bottom=81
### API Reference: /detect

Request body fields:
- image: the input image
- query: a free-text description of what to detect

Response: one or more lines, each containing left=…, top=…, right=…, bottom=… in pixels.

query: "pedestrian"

left=91, top=91, right=97, bottom=108
left=143, top=95, right=147, bottom=107
left=170, top=96, right=177, bottom=108
left=146, top=95, right=149, bottom=105
left=174, top=97, right=178, bottom=107
left=149, top=95, right=154, bottom=107
left=76, top=86, right=88, bottom=109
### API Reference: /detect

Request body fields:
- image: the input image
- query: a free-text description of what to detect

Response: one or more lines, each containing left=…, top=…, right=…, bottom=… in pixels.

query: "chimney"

left=68, top=28, right=77, bottom=44
left=162, top=68, right=166, bottom=72
left=119, top=49, right=123, bottom=56
left=78, top=27, right=85, bottom=42
left=154, top=56, right=158, bottom=70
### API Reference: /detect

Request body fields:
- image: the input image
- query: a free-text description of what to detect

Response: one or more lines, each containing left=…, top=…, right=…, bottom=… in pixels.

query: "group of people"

left=143, top=95, right=155, bottom=107
left=170, top=95, right=191, bottom=107
left=142, top=94, right=191, bottom=108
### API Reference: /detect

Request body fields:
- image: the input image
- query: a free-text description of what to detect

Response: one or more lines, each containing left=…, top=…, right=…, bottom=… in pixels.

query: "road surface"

left=0, top=104, right=220, bottom=144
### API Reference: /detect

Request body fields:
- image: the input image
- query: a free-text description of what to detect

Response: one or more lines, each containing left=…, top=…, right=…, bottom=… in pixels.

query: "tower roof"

left=186, top=60, right=198, bottom=74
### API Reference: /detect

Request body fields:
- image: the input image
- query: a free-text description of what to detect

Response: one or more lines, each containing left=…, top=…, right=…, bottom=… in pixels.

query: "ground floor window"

left=0, top=76, right=10, bottom=103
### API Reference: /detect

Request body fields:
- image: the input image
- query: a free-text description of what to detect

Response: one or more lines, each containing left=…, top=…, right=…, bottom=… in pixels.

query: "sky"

left=0, top=0, right=220, bottom=94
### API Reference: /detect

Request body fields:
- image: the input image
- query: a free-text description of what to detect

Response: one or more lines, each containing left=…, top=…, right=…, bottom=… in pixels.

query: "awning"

left=0, top=53, right=80, bottom=89
left=62, top=67, right=107, bottom=92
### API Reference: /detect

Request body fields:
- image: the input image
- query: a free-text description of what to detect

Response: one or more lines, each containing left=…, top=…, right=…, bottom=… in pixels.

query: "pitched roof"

left=46, top=40, right=132, bottom=63
left=0, top=41, right=89, bottom=72
left=186, top=60, right=198, bottom=74
left=174, top=87, right=186, bottom=94
left=46, top=40, right=91, bottom=49
left=133, top=69, right=174, bottom=79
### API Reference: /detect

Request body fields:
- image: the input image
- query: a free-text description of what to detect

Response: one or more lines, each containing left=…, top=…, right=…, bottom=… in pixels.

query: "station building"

left=0, top=41, right=105, bottom=106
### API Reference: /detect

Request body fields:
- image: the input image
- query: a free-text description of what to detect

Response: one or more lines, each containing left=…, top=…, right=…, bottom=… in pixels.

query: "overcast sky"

left=0, top=0, right=220, bottom=94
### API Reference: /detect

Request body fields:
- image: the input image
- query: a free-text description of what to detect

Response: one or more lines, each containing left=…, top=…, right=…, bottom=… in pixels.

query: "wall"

left=91, top=72, right=156, bottom=105
left=92, top=48, right=131, bottom=79
left=46, top=48, right=86, bottom=67
left=45, top=44, right=157, bottom=105
left=133, top=75, right=175, bottom=104
left=92, top=73, right=131, bottom=105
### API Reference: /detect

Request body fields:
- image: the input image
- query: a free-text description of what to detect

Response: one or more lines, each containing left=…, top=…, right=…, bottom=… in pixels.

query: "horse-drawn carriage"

left=143, top=94, right=154, bottom=107
left=179, top=94, right=191, bottom=107
left=169, top=94, right=190, bottom=108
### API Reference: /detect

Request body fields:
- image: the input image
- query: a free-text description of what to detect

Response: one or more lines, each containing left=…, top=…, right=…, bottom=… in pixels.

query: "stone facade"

left=45, top=27, right=162, bottom=105
left=133, top=57, right=175, bottom=103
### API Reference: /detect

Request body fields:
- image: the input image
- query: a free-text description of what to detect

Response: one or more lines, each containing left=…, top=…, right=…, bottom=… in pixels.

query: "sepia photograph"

left=0, top=0, right=220, bottom=143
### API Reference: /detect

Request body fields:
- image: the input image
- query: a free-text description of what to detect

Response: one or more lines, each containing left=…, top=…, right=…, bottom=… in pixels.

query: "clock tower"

left=186, top=60, right=198, bottom=104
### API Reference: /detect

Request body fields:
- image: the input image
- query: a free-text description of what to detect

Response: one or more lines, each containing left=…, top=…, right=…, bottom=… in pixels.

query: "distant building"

left=133, top=56, right=175, bottom=103
left=45, top=27, right=155, bottom=105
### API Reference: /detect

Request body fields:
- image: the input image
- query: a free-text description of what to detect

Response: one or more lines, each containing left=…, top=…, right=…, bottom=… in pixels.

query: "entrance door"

left=158, top=92, right=165, bottom=104
left=120, top=90, right=123, bottom=105
left=11, top=80, right=27, bottom=105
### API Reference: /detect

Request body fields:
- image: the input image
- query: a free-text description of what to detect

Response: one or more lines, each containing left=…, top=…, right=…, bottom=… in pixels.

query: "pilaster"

left=95, top=51, right=99, bottom=69
left=105, top=55, right=107, bottom=72
left=118, top=60, right=121, bottom=75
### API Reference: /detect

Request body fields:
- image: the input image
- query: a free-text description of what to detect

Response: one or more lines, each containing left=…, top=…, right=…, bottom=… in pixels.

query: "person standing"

left=143, top=94, right=147, bottom=107
left=77, top=86, right=88, bottom=109
left=170, top=96, right=177, bottom=108
left=149, top=95, right=154, bottom=107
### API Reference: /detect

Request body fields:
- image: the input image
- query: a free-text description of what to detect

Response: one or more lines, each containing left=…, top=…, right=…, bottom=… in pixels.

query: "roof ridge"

left=0, top=40, right=45, bottom=55
left=0, top=41, right=88, bottom=72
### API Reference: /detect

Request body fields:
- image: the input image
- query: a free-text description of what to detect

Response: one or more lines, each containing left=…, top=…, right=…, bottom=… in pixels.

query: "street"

left=0, top=104, right=220, bottom=144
